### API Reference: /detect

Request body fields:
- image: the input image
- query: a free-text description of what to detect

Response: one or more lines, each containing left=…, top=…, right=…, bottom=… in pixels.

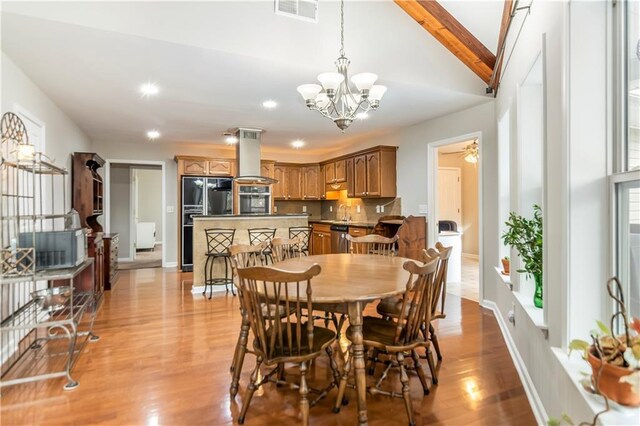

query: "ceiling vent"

left=240, top=129, right=259, bottom=140
left=275, top=0, right=318, bottom=23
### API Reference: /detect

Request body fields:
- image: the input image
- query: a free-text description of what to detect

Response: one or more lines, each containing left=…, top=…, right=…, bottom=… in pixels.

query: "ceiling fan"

left=441, top=139, right=479, bottom=164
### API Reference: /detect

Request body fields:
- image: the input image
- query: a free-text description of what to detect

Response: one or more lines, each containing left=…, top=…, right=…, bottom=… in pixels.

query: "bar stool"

left=204, top=228, right=235, bottom=299
left=289, top=226, right=312, bottom=256
left=247, top=228, right=276, bottom=264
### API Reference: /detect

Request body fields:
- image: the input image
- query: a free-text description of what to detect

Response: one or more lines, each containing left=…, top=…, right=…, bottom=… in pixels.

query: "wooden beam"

left=395, top=0, right=496, bottom=84
left=490, top=0, right=514, bottom=92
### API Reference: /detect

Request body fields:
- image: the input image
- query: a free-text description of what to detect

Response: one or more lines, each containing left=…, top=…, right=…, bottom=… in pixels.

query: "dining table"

left=273, top=253, right=412, bottom=426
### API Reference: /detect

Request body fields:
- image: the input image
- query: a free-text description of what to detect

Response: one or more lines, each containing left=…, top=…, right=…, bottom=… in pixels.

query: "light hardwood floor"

left=445, top=256, right=480, bottom=302
left=0, top=267, right=535, bottom=425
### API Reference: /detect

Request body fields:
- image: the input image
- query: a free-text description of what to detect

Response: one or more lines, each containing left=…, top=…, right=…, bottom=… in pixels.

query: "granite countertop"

left=193, top=213, right=310, bottom=219
left=308, top=219, right=378, bottom=228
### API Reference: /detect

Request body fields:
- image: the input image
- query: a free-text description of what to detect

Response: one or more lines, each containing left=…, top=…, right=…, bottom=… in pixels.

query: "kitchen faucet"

left=338, top=204, right=351, bottom=223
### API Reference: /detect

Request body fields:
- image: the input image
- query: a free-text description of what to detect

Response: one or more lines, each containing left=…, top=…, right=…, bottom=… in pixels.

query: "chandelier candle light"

left=296, top=0, right=387, bottom=131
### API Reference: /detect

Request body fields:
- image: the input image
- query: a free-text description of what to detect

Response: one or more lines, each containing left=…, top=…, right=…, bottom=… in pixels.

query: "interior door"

left=438, top=167, right=462, bottom=227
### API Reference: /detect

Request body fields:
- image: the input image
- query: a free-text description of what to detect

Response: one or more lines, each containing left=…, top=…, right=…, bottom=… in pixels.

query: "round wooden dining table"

left=274, top=253, right=412, bottom=426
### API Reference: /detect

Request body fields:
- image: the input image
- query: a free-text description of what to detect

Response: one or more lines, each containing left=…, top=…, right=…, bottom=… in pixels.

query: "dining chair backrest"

left=229, top=242, right=269, bottom=289
left=235, top=264, right=322, bottom=361
left=288, top=226, right=312, bottom=254
left=271, top=237, right=303, bottom=263
left=247, top=228, right=277, bottom=247
left=425, top=243, right=453, bottom=317
left=205, top=228, right=235, bottom=255
left=394, top=257, right=439, bottom=346
left=346, top=234, right=398, bottom=256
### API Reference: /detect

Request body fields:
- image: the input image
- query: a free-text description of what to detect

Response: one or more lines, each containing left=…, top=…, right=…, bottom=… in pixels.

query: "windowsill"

left=494, top=266, right=513, bottom=290
left=512, top=289, right=549, bottom=338
left=551, top=347, right=640, bottom=425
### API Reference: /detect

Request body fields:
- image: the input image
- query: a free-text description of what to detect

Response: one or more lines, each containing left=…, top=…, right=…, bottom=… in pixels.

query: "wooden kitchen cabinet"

left=302, top=165, right=321, bottom=199
left=273, top=164, right=301, bottom=200
left=207, top=159, right=234, bottom=176
left=261, top=160, right=275, bottom=179
left=345, top=157, right=355, bottom=198
left=288, top=166, right=302, bottom=200
left=176, top=156, right=236, bottom=177
left=352, top=147, right=396, bottom=198
left=273, top=164, right=287, bottom=199
left=324, top=160, right=346, bottom=184
left=311, top=223, right=332, bottom=255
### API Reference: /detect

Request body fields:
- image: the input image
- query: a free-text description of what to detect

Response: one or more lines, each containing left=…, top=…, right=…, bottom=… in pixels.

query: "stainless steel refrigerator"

left=181, top=177, right=232, bottom=271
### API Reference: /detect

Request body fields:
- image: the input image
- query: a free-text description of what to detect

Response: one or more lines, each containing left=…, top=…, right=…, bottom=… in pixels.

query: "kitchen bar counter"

left=192, top=214, right=309, bottom=291
left=308, top=219, right=377, bottom=228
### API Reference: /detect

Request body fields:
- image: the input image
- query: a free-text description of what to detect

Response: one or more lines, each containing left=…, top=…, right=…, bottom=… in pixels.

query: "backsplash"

left=321, top=191, right=402, bottom=223
left=274, top=200, right=322, bottom=218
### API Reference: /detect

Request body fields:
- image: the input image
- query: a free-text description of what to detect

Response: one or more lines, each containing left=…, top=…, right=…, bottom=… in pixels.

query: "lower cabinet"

left=87, top=233, right=105, bottom=308
left=311, top=224, right=332, bottom=255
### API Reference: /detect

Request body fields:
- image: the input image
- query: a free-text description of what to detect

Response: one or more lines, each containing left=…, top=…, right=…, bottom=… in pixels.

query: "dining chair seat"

left=346, top=317, right=425, bottom=351
left=254, top=324, right=335, bottom=360
left=377, top=297, right=447, bottom=320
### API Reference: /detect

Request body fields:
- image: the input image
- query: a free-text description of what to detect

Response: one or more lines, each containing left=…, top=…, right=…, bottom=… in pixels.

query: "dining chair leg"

left=299, top=361, right=310, bottom=426
left=238, top=356, right=262, bottom=424
left=397, top=352, right=415, bottom=426
left=368, top=348, right=380, bottom=375
left=430, top=323, right=443, bottom=360
left=411, top=349, right=430, bottom=395
left=333, top=348, right=352, bottom=413
left=326, top=345, right=341, bottom=387
left=425, top=346, right=438, bottom=385
left=230, top=311, right=251, bottom=397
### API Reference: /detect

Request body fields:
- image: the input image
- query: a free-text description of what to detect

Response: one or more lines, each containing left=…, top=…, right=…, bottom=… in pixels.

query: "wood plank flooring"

left=0, top=268, right=536, bottom=425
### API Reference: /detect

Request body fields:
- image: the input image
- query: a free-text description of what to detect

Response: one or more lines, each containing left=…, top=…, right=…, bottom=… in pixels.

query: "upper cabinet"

left=273, top=164, right=319, bottom=200
left=176, top=156, right=236, bottom=177
left=302, top=165, right=321, bottom=200
left=351, top=147, right=396, bottom=198
left=261, top=160, right=275, bottom=179
left=324, top=159, right=346, bottom=184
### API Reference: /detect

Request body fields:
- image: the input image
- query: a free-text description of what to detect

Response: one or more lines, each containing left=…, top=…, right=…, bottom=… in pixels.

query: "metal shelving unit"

left=0, top=112, right=99, bottom=391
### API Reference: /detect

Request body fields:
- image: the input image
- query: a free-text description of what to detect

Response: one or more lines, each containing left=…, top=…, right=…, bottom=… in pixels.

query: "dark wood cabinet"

left=87, top=233, right=105, bottom=306
left=73, top=152, right=105, bottom=232
left=352, top=147, right=396, bottom=198
left=103, top=234, right=119, bottom=290
left=345, top=157, right=355, bottom=198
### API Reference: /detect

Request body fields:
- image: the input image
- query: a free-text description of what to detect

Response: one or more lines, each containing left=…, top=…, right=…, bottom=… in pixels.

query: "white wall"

left=135, top=167, right=163, bottom=243
left=490, top=0, right=610, bottom=422
left=1, top=53, right=92, bottom=210
left=110, top=164, right=131, bottom=259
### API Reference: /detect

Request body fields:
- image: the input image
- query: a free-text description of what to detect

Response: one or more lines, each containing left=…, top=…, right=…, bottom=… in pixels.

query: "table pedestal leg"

left=348, top=301, right=368, bottom=426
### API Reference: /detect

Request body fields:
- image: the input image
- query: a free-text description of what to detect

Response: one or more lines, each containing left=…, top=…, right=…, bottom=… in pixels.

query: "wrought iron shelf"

left=1, top=291, right=94, bottom=331
left=2, top=160, right=68, bottom=175
left=0, top=258, right=93, bottom=285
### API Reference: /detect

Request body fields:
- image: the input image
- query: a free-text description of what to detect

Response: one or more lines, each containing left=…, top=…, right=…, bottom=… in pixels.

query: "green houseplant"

left=501, top=204, right=543, bottom=308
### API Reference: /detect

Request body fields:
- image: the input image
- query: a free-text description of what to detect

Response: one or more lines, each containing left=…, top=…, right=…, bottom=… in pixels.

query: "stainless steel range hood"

left=232, top=127, right=277, bottom=185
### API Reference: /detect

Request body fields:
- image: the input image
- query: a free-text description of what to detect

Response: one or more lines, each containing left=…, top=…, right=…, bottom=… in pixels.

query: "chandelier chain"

left=339, top=0, right=345, bottom=57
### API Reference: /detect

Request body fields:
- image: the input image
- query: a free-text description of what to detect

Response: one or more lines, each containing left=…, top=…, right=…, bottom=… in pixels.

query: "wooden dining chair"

left=235, top=263, right=338, bottom=426
left=333, top=257, right=439, bottom=426
left=228, top=242, right=269, bottom=398
left=346, top=233, right=398, bottom=256
left=271, top=237, right=303, bottom=263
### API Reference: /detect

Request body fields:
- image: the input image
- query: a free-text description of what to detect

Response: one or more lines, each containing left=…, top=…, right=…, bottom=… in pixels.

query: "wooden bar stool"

left=203, top=228, right=235, bottom=299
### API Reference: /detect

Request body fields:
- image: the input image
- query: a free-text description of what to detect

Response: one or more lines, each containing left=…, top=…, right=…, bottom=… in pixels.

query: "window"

left=613, top=2, right=640, bottom=321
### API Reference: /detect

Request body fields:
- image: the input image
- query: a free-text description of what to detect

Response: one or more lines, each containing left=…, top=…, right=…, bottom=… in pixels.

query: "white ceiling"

left=1, top=1, right=501, bottom=154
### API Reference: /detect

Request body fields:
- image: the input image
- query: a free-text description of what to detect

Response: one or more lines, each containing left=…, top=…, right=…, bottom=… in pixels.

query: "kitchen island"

left=191, top=214, right=309, bottom=292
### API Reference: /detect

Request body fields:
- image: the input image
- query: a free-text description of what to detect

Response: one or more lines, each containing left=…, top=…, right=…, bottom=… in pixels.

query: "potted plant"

left=501, top=256, right=510, bottom=275
left=569, top=278, right=640, bottom=407
left=501, top=204, right=543, bottom=308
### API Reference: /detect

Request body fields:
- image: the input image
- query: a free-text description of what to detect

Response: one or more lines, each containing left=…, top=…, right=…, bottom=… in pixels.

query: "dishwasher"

left=330, top=224, right=349, bottom=253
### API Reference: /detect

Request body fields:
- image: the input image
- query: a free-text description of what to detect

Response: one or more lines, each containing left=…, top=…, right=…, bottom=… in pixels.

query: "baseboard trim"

left=190, top=284, right=230, bottom=295
left=480, top=300, right=548, bottom=424
left=462, top=253, right=479, bottom=260
left=163, top=262, right=177, bottom=268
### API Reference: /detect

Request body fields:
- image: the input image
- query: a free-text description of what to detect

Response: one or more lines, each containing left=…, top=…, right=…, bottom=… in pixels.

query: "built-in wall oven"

left=238, top=185, right=271, bottom=215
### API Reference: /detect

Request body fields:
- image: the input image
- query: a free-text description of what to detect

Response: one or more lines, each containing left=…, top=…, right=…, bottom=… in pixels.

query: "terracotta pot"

left=501, top=258, right=510, bottom=275
left=587, top=347, right=640, bottom=407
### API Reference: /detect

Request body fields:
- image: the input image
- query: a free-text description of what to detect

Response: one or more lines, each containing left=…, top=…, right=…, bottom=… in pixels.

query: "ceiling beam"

left=395, top=0, right=496, bottom=84
left=490, top=0, right=515, bottom=93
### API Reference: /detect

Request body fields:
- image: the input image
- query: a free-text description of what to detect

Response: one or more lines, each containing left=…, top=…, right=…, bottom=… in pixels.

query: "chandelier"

left=296, top=0, right=387, bottom=132
left=463, top=140, right=479, bottom=164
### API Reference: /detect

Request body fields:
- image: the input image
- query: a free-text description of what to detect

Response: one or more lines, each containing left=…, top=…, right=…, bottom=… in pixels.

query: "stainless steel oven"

left=238, top=185, right=271, bottom=215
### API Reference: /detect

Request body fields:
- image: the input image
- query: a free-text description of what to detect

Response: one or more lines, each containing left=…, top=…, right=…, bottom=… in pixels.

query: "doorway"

left=105, top=161, right=165, bottom=270
left=433, top=137, right=481, bottom=302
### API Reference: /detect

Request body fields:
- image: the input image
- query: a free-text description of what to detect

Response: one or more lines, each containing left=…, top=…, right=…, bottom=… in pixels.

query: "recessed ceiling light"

left=357, top=112, right=369, bottom=120
left=291, top=139, right=305, bottom=149
left=262, top=100, right=278, bottom=109
left=224, top=133, right=238, bottom=144
left=140, top=82, right=159, bottom=97
left=146, top=130, right=160, bottom=140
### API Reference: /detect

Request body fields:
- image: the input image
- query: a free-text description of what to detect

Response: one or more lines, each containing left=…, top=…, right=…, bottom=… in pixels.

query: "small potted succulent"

left=569, top=278, right=640, bottom=407
left=502, top=204, right=543, bottom=308
left=501, top=256, right=510, bottom=275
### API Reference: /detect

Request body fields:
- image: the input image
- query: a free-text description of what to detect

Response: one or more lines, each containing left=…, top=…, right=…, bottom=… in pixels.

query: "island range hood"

left=232, top=127, right=278, bottom=185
